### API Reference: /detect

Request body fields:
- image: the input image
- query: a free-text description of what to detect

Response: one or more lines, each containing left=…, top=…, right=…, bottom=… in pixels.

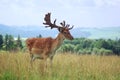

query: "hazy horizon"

left=0, top=0, right=120, bottom=28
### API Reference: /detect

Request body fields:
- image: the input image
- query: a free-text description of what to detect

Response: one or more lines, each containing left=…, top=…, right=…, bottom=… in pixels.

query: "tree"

left=37, top=34, right=42, bottom=38
left=82, top=39, right=92, bottom=49
left=7, top=35, right=14, bottom=51
left=0, top=34, right=3, bottom=49
left=4, top=34, right=15, bottom=51
left=74, top=45, right=81, bottom=52
left=4, top=34, right=9, bottom=51
left=58, top=44, right=74, bottom=53
left=16, top=35, right=23, bottom=50
left=92, top=48, right=99, bottom=55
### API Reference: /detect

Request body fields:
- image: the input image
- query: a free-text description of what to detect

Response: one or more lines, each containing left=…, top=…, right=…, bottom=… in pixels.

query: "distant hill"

left=79, top=27, right=120, bottom=39
left=0, top=24, right=120, bottom=39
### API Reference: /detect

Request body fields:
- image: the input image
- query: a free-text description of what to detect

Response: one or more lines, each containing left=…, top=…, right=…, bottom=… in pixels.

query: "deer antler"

left=43, top=13, right=59, bottom=29
left=60, top=21, right=74, bottom=30
left=43, top=13, right=74, bottom=30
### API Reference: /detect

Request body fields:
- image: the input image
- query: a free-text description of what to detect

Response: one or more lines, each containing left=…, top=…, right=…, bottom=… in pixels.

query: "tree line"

left=0, top=34, right=120, bottom=55
left=58, top=38, right=120, bottom=55
left=0, top=34, right=23, bottom=52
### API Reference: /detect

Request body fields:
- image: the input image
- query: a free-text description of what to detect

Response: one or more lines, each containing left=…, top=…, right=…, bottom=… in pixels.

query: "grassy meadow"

left=0, top=52, right=120, bottom=80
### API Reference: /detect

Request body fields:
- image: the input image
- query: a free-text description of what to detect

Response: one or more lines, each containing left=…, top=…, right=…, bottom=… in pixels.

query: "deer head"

left=43, top=13, right=74, bottom=40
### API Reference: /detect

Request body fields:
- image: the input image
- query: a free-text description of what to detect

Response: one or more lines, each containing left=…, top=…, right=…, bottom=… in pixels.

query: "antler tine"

left=66, top=24, right=70, bottom=28
left=43, top=13, right=51, bottom=25
left=54, top=19, right=56, bottom=24
left=60, top=22, right=63, bottom=26
left=60, top=20, right=66, bottom=27
left=60, top=20, right=73, bottom=30
left=68, top=25, right=74, bottom=30
left=63, top=21, right=65, bottom=26
left=43, top=13, right=59, bottom=29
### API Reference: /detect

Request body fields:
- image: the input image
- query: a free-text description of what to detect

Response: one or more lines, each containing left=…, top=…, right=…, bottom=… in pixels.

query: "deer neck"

left=52, top=33, right=65, bottom=51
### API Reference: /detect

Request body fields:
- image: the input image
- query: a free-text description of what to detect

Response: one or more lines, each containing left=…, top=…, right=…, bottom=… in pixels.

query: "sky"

left=0, top=0, right=120, bottom=28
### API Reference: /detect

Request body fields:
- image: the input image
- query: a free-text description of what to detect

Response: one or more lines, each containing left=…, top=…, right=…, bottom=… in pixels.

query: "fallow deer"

left=26, top=13, right=74, bottom=68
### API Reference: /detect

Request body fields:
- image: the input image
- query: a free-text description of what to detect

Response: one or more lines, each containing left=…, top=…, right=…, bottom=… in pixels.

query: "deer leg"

left=40, top=54, right=48, bottom=72
left=30, top=54, right=36, bottom=68
left=44, top=56, right=48, bottom=68
left=49, top=56, right=53, bottom=68
left=30, top=54, right=33, bottom=67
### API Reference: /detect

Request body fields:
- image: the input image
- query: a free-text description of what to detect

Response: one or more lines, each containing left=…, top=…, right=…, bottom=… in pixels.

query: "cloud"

left=94, top=0, right=120, bottom=7
left=0, top=0, right=120, bottom=27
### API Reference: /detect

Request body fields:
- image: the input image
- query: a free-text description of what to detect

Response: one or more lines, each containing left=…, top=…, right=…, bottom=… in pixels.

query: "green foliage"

left=0, top=34, right=3, bottom=49
left=58, top=44, right=74, bottom=53
left=16, top=35, right=23, bottom=49
left=58, top=38, right=120, bottom=55
left=3, top=34, right=14, bottom=50
left=0, top=34, right=23, bottom=52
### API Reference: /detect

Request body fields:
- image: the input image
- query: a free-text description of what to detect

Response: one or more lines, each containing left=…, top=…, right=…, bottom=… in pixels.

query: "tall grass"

left=0, top=52, right=120, bottom=80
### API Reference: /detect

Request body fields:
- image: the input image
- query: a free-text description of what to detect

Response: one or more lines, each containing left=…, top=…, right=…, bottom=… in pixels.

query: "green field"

left=0, top=52, right=120, bottom=80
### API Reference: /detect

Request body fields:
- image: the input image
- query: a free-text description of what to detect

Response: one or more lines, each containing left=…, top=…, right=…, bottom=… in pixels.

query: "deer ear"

left=58, top=27, right=64, bottom=32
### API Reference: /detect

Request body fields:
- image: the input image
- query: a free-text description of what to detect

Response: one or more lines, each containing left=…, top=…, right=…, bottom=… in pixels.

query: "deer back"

left=26, top=37, right=55, bottom=54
